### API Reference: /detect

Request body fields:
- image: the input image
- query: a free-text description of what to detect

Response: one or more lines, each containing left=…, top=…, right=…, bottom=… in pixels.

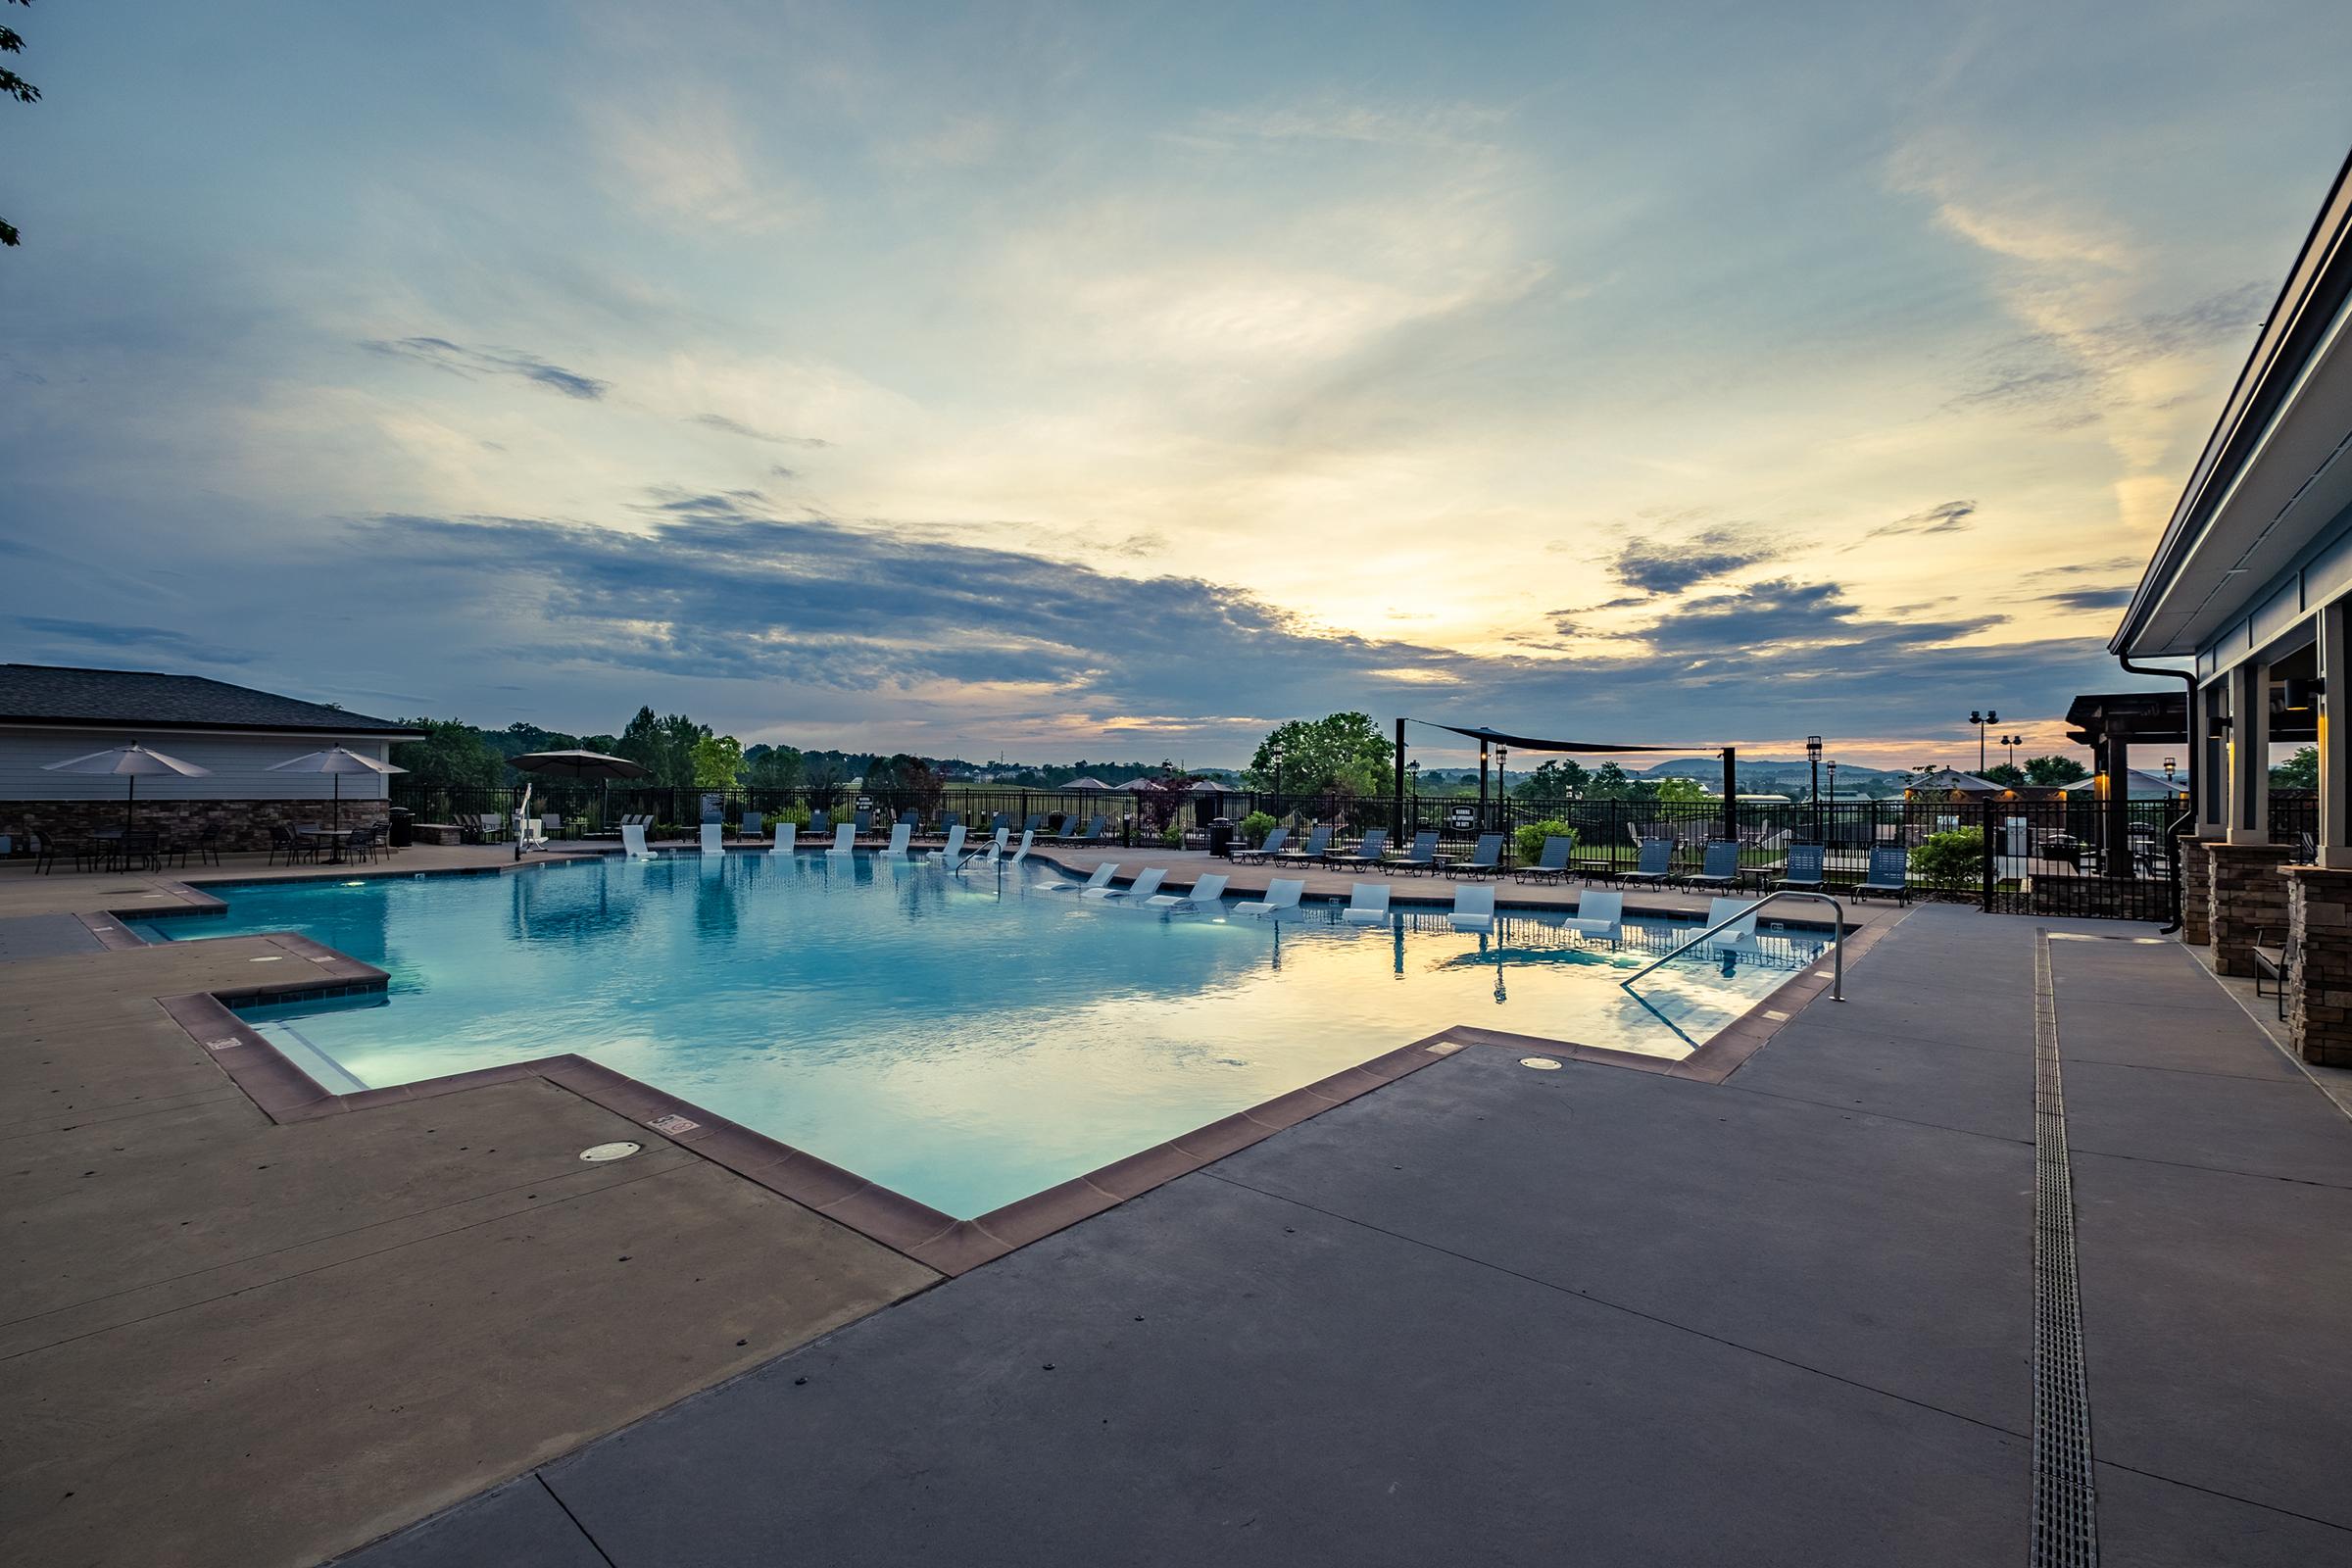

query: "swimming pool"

left=145, top=855, right=1828, bottom=1216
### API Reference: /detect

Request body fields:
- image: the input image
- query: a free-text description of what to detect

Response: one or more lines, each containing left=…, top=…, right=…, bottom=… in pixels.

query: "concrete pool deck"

left=338, top=904, right=2352, bottom=1567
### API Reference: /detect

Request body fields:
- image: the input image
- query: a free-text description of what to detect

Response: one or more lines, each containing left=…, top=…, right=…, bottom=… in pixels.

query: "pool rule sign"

left=1446, top=805, right=1476, bottom=830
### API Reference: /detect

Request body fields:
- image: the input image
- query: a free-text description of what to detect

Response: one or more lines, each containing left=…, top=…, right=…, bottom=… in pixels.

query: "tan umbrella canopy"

left=268, top=746, right=408, bottom=830
left=43, top=743, right=212, bottom=831
left=509, top=751, right=652, bottom=846
left=1064, top=777, right=1111, bottom=791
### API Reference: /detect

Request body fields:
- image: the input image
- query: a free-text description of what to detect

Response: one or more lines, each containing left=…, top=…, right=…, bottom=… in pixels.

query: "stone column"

left=2180, top=833, right=2217, bottom=946
left=2284, top=865, right=2352, bottom=1065
left=2206, top=842, right=2293, bottom=975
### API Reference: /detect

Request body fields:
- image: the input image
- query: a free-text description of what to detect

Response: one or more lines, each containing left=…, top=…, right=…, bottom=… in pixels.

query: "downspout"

left=2119, top=654, right=2198, bottom=933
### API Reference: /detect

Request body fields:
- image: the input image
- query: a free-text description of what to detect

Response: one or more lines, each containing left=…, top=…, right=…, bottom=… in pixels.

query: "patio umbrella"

left=267, top=746, right=408, bottom=830
left=43, top=743, right=213, bottom=832
left=509, top=750, right=651, bottom=837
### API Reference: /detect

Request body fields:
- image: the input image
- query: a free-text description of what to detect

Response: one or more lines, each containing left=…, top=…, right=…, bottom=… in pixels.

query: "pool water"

left=145, top=855, right=1827, bottom=1217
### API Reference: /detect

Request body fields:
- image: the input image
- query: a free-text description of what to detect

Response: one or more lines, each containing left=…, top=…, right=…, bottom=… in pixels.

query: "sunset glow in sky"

left=6, top=2, right=2351, bottom=767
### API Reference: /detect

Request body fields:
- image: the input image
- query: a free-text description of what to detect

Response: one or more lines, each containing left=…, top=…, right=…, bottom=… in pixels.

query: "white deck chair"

left=931, top=824, right=967, bottom=863
left=1562, top=889, right=1623, bottom=940
left=883, top=822, right=912, bottom=858
left=1010, top=829, right=1034, bottom=862
left=1704, top=896, right=1760, bottom=950
left=1342, top=882, right=1392, bottom=925
left=619, top=823, right=655, bottom=859
left=825, top=822, right=856, bottom=856
left=1448, top=883, right=1496, bottom=931
left=700, top=822, right=724, bottom=857
left=1093, top=866, right=1166, bottom=902
left=1233, top=877, right=1305, bottom=917
left=976, top=826, right=1010, bottom=861
left=1051, top=862, right=1118, bottom=894
left=1145, top=872, right=1228, bottom=910
left=769, top=822, right=798, bottom=856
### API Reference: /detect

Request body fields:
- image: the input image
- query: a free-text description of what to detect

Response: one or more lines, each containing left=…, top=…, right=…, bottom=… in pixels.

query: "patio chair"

left=1144, top=872, right=1229, bottom=910
left=1387, top=830, right=1440, bottom=874
left=1617, top=838, right=1673, bottom=888
left=1010, top=829, right=1035, bottom=861
left=479, top=812, right=509, bottom=844
left=1277, top=824, right=1335, bottom=864
left=1327, top=828, right=1388, bottom=869
left=1051, top=863, right=1120, bottom=895
left=1233, top=877, right=1305, bottom=917
left=825, top=822, right=856, bottom=856
left=1515, top=835, right=1574, bottom=883
left=930, top=824, right=967, bottom=863
left=809, top=810, right=829, bottom=833
left=1855, top=848, right=1911, bottom=904
left=2253, top=928, right=2296, bottom=1018
left=1231, top=826, right=1289, bottom=864
left=1442, top=833, right=1504, bottom=878
left=1058, top=814, right=1107, bottom=845
left=540, top=812, right=564, bottom=842
left=112, top=830, right=163, bottom=873
left=1775, top=844, right=1827, bottom=893
left=942, top=811, right=962, bottom=832
left=1021, top=813, right=1044, bottom=835
left=740, top=810, right=762, bottom=843
left=1563, top=890, right=1623, bottom=941
left=1093, top=866, right=1167, bottom=903
left=349, top=823, right=385, bottom=864
left=1447, top=883, right=1496, bottom=931
left=1342, top=882, right=1393, bottom=924
left=1684, top=840, right=1743, bottom=893
left=854, top=808, right=874, bottom=837
left=770, top=821, right=799, bottom=856
left=620, top=824, right=656, bottom=859
left=268, top=823, right=318, bottom=867
left=700, top=822, right=724, bottom=856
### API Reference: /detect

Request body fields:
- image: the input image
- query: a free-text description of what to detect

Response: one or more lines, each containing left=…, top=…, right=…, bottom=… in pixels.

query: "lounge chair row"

left=1608, top=840, right=1911, bottom=904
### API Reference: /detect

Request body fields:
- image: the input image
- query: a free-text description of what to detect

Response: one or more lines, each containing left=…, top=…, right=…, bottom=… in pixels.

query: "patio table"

left=301, top=827, right=355, bottom=865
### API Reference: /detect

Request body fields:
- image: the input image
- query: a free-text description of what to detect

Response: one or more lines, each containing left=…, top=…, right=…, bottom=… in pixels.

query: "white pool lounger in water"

left=769, top=822, right=797, bottom=856
left=931, top=824, right=966, bottom=863
left=1448, top=883, right=1496, bottom=931
left=1144, top=872, right=1228, bottom=911
left=1052, top=862, right=1118, bottom=894
left=1233, top=877, right=1305, bottom=917
left=1704, top=897, right=1761, bottom=950
left=620, top=823, right=656, bottom=859
left=825, top=822, right=856, bottom=856
left=883, top=822, right=912, bottom=858
left=1342, top=883, right=1392, bottom=924
left=1563, top=889, right=1623, bottom=940
left=700, top=822, right=724, bottom=857
left=1092, top=866, right=1166, bottom=903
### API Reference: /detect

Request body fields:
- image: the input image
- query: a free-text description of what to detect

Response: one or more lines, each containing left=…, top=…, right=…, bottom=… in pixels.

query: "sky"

left=4, top=1, right=2350, bottom=770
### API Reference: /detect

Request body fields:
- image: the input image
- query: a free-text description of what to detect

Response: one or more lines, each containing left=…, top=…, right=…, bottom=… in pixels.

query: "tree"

left=1653, top=776, right=1708, bottom=803
left=2272, top=745, right=2319, bottom=791
left=2023, top=755, right=2089, bottom=787
left=1245, top=712, right=1394, bottom=797
left=391, top=718, right=507, bottom=789
left=742, top=743, right=804, bottom=791
left=1981, top=762, right=2026, bottom=787
left=1515, top=759, right=1589, bottom=801
left=691, top=733, right=744, bottom=789
left=803, top=752, right=850, bottom=809
left=3, top=1, right=38, bottom=248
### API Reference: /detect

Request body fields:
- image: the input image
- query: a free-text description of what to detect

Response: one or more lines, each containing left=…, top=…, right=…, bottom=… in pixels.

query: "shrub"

left=1910, top=829, right=1983, bottom=894
left=1240, top=810, right=1278, bottom=847
left=1514, top=819, right=1575, bottom=865
left=772, top=804, right=811, bottom=828
left=1160, top=823, right=1184, bottom=848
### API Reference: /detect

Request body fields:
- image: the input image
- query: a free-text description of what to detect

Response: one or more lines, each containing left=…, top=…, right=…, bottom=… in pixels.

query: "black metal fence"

left=397, top=780, right=2212, bottom=923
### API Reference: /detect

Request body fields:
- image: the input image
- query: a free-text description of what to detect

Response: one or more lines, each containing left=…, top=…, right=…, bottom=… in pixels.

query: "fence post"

left=1981, top=799, right=1996, bottom=913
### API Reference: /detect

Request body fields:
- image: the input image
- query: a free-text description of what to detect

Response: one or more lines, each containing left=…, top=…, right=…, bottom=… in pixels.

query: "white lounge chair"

left=882, top=822, right=912, bottom=858
left=975, top=826, right=1009, bottom=862
left=700, top=822, right=724, bottom=857
left=1144, top=872, right=1229, bottom=911
left=1233, top=877, right=1305, bottom=917
left=1342, top=882, right=1392, bottom=924
left=1704, top=896, right=1760, bottom=950
left=1094, top=866, right=1166, bottom=902
left=619, top=823, right=656, bottom=859
left=1448, top=883, right=1496, bottom=931
left=826, top=822, right=856, bottom=856
left=1052, top=862, right=1118, bottom=894
left=931, top=824, right=967, bottom=863
left=1009, top=829, right=1034, bottom=862
left=769, top=821, right=798, bottom=856
left=1563, top=889, right=1624, bottom=940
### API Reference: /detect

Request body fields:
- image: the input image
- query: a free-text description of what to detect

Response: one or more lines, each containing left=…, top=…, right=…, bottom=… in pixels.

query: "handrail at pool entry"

left=1619, top=890, right=1846, bottom=1003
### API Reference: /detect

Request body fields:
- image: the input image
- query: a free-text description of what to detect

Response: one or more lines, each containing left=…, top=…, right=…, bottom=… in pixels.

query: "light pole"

left=1969, top=710, right=2000, bottom=772
left=1270, top=740, right=1284, bottom=820
left=1826, top=760, right=1838, bottom=847
left=1806, top=735, right=1823, bottom=844
left=1999, top=733, right=2023, bottom=772
left=1495, top=745, right=1509, bottom=834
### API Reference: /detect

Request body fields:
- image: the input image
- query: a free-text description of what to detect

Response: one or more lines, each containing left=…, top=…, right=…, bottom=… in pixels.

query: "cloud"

left=362, top=337, right=611, bottom=400
left=1946, top=282, right=2267, bottom=417
left=2041, top=586, right=2133, bottom=612
left=591, top=92, right=806, bottom=234
left=1609, top=527, right=1784, bottom=596
left=688, top=413, right=830, bottom=448
left=13, top=614, right=256, bottom=666
left=1868, top=500, right=1977, bottom=539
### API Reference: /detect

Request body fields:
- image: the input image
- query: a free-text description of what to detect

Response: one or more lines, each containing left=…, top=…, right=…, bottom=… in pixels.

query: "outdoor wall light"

left=2280, top=677, right=2321, bottom=712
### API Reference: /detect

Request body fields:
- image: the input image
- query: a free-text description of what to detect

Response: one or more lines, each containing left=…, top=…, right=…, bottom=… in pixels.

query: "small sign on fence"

left=1446, top=805, right=1476, bottom=830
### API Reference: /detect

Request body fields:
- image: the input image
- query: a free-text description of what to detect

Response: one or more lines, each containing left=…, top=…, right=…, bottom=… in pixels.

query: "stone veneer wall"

left=0, top=798, right=389, bottom=855
left=2204, top=843, right=2293, bottom=977
left=2179, top=835, right=2216, bottom=947
left=2285, top=866, right=2352, bottom=1067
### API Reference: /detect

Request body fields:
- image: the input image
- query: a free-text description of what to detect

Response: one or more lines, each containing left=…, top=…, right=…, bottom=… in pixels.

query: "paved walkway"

left=342, top=906, right=2352, bottom=1566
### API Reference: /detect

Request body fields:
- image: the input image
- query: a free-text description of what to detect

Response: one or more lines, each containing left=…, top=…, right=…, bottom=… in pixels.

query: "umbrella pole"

left=127, top=774, right=135, bottom=834
left=334, top=774, right=342, bottom=833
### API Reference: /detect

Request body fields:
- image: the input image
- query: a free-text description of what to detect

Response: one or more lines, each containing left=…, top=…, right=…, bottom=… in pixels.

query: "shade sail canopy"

left=267, top=746, right=407, bottom=776
left=507, top=750, right=651, bottom=781
left=1412, top=722, right=1700, bottom=754
left=1063, top=777, right=1111, bottom=790
left=43, top=743, right=212, bottom=777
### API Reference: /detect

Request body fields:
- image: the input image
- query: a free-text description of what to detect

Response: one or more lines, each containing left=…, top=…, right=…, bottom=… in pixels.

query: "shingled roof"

left=0, top=665, right=417, bottom=736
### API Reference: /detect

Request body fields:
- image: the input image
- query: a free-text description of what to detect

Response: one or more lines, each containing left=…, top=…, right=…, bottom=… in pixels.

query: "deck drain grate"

left=579, top=1142, right=642, bottom=1163
left=2032, top=930, right=2098, bottom=1567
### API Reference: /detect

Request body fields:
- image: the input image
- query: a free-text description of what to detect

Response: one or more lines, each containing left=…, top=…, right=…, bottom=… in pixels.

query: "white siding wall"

left=0, top=728, right=397, bottom=801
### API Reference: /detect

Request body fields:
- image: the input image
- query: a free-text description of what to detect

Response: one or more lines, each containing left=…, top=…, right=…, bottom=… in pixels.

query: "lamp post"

left=1999, top=733, right=2023, bottom=772
left=1271, top=740, right=1284, bottom=820
left=1495, top=745, right=1509, bottom=834
left=1968, top=710, right=2000, bottom=772
left=1805, top=735, right=1823, bottom=843
left=1825, top=760, right=1838, bottom=848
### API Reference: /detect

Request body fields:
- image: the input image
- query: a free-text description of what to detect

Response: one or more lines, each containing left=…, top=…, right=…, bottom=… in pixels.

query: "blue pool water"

left=144, top=855, right=1827, bottom=1216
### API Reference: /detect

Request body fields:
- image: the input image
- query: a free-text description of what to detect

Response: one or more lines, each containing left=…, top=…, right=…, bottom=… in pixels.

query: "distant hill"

left=1638, top=756, right=1910, bottom=795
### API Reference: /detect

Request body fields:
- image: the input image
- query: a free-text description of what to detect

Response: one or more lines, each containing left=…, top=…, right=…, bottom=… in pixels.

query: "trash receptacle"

left=388, top=808, right=414, bottom=848
left=1206, top=816, right=1234, bottom=858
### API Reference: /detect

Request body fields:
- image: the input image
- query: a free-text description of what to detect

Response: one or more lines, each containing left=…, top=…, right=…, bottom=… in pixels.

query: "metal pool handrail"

left=1618, top=890, right=1847, bottom=1003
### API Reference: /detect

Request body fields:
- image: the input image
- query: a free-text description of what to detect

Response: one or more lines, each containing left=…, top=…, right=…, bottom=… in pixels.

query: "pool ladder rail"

left=1618, top=890, right=1847, bottom=1003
